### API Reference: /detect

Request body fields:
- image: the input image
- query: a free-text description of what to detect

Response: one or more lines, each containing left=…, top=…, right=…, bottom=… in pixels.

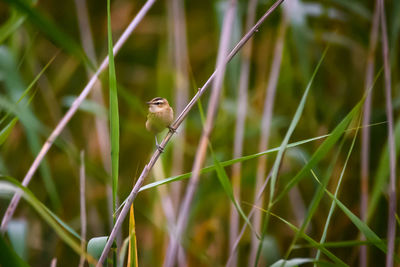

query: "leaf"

left=270, top=258, right=314, bottom=267
left=6, top=220, right=28, bottom=260
left=87, top=236, right=108, bottom=267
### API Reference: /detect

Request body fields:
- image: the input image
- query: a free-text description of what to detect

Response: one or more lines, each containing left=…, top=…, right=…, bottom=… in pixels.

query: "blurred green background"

left=0, top=0, right=399, bottom=266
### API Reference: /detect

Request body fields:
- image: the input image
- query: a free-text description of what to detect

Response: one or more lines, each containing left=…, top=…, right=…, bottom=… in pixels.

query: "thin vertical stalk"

left=0, top=0, right=157, bottom=233
left=96, top=1, right=285, bottom=264
left=73, top=0, right=114, bottom=230
left=164, top=1, right=237, bottom=265
left=50, top=258, right=57, bottom=267
left=378, top=0, right=397, bottom=266
left=229, top=1, right=258, bottom=266
left=106, top=0, right=120, bottom=265
left=170, top=0, right=190, bottom=212
left=360, top=1, right=379, bottom=266
left=249, top=14, right=287, bottom=267
left=166, top=1, right=190, bottom=264
left=79, top=151, right=87, bottom=267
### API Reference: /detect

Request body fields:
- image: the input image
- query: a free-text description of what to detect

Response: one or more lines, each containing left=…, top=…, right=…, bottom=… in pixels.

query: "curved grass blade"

left=283, top=136, right=346, bottom=260
left=0, top=176, right=96, bottom=265
left=272, top=99, right=363, bottom=206
left=246, top=204, right=348, bottom=266
left=255, top=46, right=329, bottom=266
left=137, top=134, right=328, bottom=194
left=0, top=118, right=18, bottom=146
left=212, top=152, right=256, bottom=236
left=322, top=182, right=389, bottom=256
left=310, top=171, right=399, bottom=263
left=315, top=115, right=361, bottom=262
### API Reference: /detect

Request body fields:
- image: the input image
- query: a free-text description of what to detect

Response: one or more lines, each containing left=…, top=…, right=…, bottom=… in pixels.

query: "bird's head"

left=147, top=97, right=170, bottom=113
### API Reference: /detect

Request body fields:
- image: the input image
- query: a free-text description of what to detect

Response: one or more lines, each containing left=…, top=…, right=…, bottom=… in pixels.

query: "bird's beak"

left=146, top=101, right=152, bottom=105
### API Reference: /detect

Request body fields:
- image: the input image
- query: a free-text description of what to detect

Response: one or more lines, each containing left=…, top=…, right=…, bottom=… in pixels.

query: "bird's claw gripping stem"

left=168, top=126, right=177, bottom=133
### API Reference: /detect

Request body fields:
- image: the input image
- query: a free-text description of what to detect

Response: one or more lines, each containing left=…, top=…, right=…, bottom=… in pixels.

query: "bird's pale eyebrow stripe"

left=152, top=97, right=164, bottom=102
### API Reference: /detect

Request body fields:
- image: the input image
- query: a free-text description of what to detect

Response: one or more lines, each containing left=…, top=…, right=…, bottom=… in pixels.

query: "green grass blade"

left=107, top=0, right=120, bottom=215
left=247, top=205, right=348, bottom=266
left=272, top=100, right=362, bottom=206
left=211, top=152, right=256, bottom=236
left=284, top=136, right=346, bottom=259
left=323, top=184, right=388, bottom=254
left=315, top=115, right=361, bottom=261
left=0, top=118, right=18, bottom=146
left=255, top=47, right=329, bottom=266
left=0, top=176, right=95, bottom=265
left=107, top=0, right=119, bottom=264
left=137, top=134, right=328, bottom=194
left=0, top=9, right=26, bottom=43
left=268, top=46, right=328, bottom=203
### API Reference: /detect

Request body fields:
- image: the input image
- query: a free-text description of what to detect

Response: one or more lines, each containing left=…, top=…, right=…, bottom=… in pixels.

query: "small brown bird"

left=146, top=97, right=174, bottom=151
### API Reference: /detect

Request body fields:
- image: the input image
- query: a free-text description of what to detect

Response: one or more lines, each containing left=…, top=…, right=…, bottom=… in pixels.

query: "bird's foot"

left=168, top=126, right=177, bottom=133
left=157, top=145, right=164, bottom=153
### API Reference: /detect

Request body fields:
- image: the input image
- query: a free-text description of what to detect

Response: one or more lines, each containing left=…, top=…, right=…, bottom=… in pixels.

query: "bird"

left=146, top=97, right=174, bottom=152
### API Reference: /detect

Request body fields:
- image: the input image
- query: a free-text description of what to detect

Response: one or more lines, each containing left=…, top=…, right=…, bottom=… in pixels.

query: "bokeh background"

left=0, top=0, right=399, bottom=266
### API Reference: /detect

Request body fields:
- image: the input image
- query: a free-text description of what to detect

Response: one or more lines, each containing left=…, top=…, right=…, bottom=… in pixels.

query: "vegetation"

left=0, top=0, right=399, bottom=266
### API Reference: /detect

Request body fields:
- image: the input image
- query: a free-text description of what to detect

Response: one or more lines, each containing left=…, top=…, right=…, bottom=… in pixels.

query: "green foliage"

left=87, top=236, right=108, bottom=267
left=0, top=234, right=30, bottom=267
left=0, top=0, right=398, bottom=266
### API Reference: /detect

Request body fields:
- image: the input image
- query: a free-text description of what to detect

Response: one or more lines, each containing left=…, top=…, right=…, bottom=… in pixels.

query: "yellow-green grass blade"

left=127, top=205, right=138, bottom=267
